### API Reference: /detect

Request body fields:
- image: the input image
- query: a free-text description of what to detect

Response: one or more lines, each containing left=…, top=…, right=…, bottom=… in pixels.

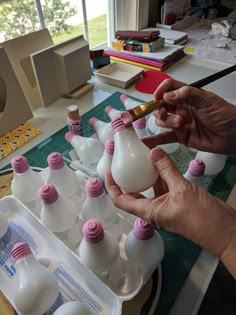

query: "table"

left=1, top=54, right=236, bottom=314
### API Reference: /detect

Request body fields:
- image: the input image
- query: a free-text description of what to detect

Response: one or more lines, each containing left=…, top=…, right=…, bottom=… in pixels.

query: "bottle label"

left=68, top=120, right=83, bottom=136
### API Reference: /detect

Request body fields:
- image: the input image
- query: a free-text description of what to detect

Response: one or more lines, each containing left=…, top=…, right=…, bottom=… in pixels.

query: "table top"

left=1, top=53, right=236, bottom=314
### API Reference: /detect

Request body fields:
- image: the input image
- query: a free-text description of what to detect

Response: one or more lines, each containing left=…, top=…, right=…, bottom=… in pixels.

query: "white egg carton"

left=0, top=191, right=162, bottom=314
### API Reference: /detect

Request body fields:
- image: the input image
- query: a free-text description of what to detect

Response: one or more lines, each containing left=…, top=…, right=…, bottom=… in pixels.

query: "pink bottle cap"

left=11, top=242, right=33, bottom=262
left=111, top=114, right=127, bottom=133
left=105, top=106, right=114, bottom=115
left=188, top=159, right=205, bottom=177
left=11, top=156, right=29, bottom=173
left=85, top=178, right=104, bottom=198
left=38, top=184, right=59, bottom=204
left=65, top=132, right=76, bottom=144
left=132, top=117, right=146, bottom=129
left=89, top=117, right=98, bottom=127
left=120, top=94, right=128, bottom=104
left=134, top=218, right=154, bottom=240
left=82, top=219, right=104, bottom=243
left=105, top=139, right=115, bottom=155
left=47, top=152, right=64, bottom=170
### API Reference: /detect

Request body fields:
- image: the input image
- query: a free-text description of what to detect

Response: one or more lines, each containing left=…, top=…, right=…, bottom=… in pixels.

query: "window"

left=0, top=0, right=112, bottom=48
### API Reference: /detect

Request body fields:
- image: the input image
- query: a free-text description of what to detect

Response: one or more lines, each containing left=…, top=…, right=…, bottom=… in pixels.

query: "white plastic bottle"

left=96, top=139, right=114, bottom=181
left=111, top=115, right=158, bottom=193
left=46, top=152, right=81, bottom=201
left=88, top=117, right=114, bottom=145
left=11, top=242, right=59, bottom=315
left=0, top=212, right=8, bottom=239
left=105, top=105, right=123, bottom=120
left=79, top=219, right=123, bottom=290
left=147, top=113, right=159, bottom=135
left=120, top=94, right=143, bottom=110
left=11, top=155, right=44, bottom=209
left=195, top=151, right=228, bottom=176
left=65, top=131, right=103, bottom=164
left=125, top=218, right=165, bottom=281
left=132, top=117, right=148, bottom=138
left=183, top=159, right=206, bottom=188
left=53, top=301, right=92, bottom=315
left=39, top=184, right=81, bottom=247
left=82, top=178, right=122, bottom=239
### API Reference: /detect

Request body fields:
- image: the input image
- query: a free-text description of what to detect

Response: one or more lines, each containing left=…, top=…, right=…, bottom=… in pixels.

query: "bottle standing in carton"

left=79, top=219, right=123, bottom=290
left=125, top=218, right=164, bottom=281
left=11, top=242, right=59, bottom=315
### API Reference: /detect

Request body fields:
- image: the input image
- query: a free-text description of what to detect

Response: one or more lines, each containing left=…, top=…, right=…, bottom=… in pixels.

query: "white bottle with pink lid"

left=120, top=94, right=142, bottom=110
left=111, top=115, right=158, bottom=193
left=81, top=178, right=122, bottom=239
left=79, top=220, right=123, bottom=290
left=195, top=151, right=227, bottom=176
left=132, top=117, right=148, bottom=138
left=183, top=159, right=206, bottom=189
left=96, top=139, right=114, bottom=181
left=46, top=152, right=81, bottom=200
left=105, top=106, right=123, bottom=120
left=11, top=155, right=44, bottom=208
left=125, top=218, right=165, bottom=281
left=11, top=242, right=59, bottom=315
left=65, top=131, right=103, bottom=164
left=39, top=184, right=81, bottom=247
left=88, top=117, right=114, bottom=145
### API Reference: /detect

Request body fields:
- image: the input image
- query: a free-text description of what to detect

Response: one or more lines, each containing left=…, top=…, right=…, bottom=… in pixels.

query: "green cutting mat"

left=3, top=91, right=236, bottom=314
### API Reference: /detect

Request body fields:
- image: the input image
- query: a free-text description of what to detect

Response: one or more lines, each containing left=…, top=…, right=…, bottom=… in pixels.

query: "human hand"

left=143, top=79, right=236, bottom=155
left=105, top=147, right=236, bottom=276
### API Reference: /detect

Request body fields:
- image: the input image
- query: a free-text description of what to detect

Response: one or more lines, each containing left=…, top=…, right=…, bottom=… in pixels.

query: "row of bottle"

left=0, top=211, right=164, bottom=314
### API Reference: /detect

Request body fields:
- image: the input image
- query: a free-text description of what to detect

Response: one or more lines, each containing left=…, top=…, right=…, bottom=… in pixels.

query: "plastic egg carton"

left=2, top=170, right=163, bottom=313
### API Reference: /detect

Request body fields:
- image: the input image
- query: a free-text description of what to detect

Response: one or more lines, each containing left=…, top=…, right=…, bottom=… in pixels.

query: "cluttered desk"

left=1, top=2, right=236, bottom=314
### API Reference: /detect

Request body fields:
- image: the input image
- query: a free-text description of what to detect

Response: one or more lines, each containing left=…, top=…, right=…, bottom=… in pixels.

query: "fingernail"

left=151, top=148, right=166, bottom=162
left=167, top=91, right=176, bottom=98
left=172, top=116, right=181, bottom=127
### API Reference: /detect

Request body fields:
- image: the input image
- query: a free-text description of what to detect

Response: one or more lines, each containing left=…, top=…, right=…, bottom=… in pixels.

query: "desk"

left=0, top=54, right=236, bottom=314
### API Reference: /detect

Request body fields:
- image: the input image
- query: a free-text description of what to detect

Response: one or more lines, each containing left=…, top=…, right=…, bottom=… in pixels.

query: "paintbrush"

left=120, top=63, right=236, bottom=126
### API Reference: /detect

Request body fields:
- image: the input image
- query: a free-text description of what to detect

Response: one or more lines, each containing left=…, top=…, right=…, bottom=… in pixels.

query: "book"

left=115, top=30, right=160, bottom=42
left=105, top=48, right=185, bottom=70
left=105, top=44, right=184, bottom=62
left=112, top=38, right=165, bottom=52
left=110, top=56, right=161, bottom=71
left=143, top=27, right=188, bottom=45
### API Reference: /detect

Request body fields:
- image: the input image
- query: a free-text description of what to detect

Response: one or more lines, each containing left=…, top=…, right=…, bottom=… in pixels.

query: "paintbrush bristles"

left=128, top=99, right=161, bottom=120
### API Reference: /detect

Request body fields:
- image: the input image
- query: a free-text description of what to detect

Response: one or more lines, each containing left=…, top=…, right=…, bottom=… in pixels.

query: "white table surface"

left=1, top=54, right=236, bottom=314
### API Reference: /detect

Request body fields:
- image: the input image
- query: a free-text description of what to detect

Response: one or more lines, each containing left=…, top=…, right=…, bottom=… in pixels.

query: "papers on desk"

left=143, top=27, right=188, bottom=45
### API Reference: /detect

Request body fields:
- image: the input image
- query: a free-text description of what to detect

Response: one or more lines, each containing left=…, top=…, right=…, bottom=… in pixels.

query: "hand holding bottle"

left=106, top=147, right=236, bottom=278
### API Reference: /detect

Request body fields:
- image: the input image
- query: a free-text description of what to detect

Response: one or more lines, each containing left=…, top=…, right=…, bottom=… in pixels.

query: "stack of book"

left=106, top=30, right=185, bottom=71
left=112, top=30, right=164, bottom=52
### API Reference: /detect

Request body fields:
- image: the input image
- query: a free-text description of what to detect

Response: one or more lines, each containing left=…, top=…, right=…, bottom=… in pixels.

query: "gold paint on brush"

left=127, top=99, right=163, bottom=121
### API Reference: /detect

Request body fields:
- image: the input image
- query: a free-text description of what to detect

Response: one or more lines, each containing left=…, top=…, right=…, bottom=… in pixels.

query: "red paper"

left=135, top=70, right=171, bottom=94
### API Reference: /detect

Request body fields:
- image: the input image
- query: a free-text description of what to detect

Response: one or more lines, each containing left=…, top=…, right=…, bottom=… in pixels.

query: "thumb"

left=150, top=147, right=185, bottom=190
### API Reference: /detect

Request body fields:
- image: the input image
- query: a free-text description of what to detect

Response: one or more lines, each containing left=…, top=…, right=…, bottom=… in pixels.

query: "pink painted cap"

left=105, top=106, right=114, bottom=115
left=11, top=156, right=29, bottom=173
left=85, top=178, right=104, bottom=197
left=111, top=114, right=127, bottom=133
left=134, top=218, right=154, bottom=240
left=65, top=132, right=76, bottom=144
left=11, top=242, right=33, bottom=262
left=89, top=117, right=98, bottom=127
left=38, top=184, right=59, bottom=204
left=47, top=152, right=64, bottom=170
left=132, top=117, right=146, bottom=129
left=82, top=219, right=104, bottom=244
left=105, top=139, right=115, bottom=155
left=188, top=159, right=205, bottom=177
left=120, top=94, right=128, bottom=104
